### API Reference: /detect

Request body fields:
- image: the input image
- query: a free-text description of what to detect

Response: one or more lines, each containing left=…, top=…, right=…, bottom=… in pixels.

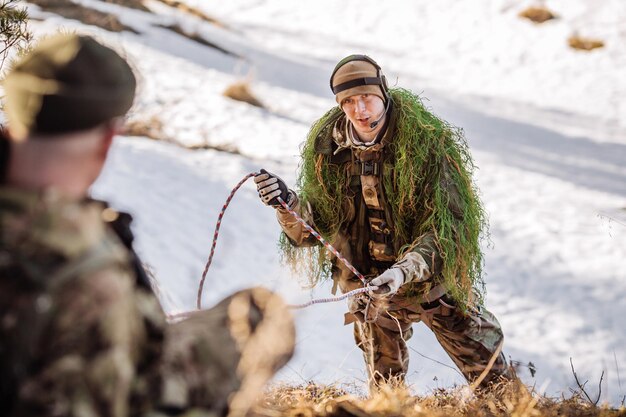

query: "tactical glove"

left=255, top=169, right=295, bottom=208
left=369, top=267, right=406, bottom=297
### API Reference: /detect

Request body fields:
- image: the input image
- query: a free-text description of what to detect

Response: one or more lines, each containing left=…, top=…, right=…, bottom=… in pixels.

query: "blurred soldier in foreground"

left=0, top=33, right=294, bottom=417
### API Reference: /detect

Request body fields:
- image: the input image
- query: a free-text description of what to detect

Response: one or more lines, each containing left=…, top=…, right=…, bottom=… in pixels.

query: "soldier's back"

left=0, top=187, right=159, bottom=417
left=0, top=187, right=296, bottom=417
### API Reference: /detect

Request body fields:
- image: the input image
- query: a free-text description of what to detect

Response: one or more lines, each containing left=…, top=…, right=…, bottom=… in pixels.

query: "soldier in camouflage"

left=0, top=33, right=294, bottom=417
left=255, top=55, right=513, bottom=390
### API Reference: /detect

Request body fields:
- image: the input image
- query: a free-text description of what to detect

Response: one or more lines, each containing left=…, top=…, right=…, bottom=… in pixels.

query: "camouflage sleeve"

left=394, top=233, right=437, bottom=283
left=15, top=266, right=145, bottom=417
left=395, top=157, right=464, bottom=284
left=275, top=194, right=318, bottom=247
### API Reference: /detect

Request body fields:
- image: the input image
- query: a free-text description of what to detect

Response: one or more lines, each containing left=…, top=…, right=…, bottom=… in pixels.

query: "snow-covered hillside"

left=20, top=0, right=626, bottom=406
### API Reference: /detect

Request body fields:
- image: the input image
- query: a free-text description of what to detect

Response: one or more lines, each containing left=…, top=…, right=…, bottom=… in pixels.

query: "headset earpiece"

left=380, top=74, right=390, bottom=101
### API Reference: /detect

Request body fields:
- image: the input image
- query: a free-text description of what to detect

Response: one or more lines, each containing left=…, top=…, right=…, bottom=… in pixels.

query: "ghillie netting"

left=280, top=88, right=488, bottom=310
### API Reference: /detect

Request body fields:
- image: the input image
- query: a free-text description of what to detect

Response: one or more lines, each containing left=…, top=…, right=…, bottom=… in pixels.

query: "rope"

left=288, top=286, right=374, bottom=309
left=276, top=196, right=367, bottom=284
left=195, top=172, right=376, bottom=312
left=196, top=172, right=257, bottom=309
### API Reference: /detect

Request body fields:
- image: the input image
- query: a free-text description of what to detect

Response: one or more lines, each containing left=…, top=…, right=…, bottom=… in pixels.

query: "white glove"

left=369, top=268, right=405, bottom=297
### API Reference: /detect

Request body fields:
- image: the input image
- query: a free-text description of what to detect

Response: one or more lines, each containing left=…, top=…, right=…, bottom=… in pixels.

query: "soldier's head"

left=330, top=54, right=390, bottom=141
left=2, top=33, right=136, bottom=198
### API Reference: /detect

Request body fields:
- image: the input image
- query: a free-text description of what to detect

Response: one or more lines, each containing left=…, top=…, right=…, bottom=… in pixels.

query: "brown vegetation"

left=27, top=0, right=138, bottom=33
left=252, top=381, right=625, bottom=417
left=101, top=0, right=150, bottom=12
left=155, top=0, right=226, bottom=28
left=158, top=23, right=237, bottom=57
left=519, top=6, right=557, bottom=24
left=123, top=115, right=166, bottom=141
left=123, top=114, right=242, bottom=154
left=568, top=35, right=605, bottom=51
left=223, top=80, right=265, bottom=108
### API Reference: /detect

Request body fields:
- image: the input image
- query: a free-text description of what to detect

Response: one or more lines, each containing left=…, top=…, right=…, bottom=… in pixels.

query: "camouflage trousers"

left=346, top=293, right=511, bottom=390
left=155, top=288, right=295, bottom=417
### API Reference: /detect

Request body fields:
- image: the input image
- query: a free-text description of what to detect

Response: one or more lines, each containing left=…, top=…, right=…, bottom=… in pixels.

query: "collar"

left=331, top=104, right=392, bottom=155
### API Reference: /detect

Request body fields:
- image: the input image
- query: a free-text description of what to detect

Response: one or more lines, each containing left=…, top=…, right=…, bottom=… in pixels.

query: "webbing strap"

left=332, top=77, right=383, bottom=95
left=351, top=160, right=380, bottom=176
left=422, top=283, right=447, bottom=303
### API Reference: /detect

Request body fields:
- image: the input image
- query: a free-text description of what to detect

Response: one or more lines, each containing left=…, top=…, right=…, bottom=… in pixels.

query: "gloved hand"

left=369, top=267, right=405, bottom=297
left=254, top=169, right=294, bottom=208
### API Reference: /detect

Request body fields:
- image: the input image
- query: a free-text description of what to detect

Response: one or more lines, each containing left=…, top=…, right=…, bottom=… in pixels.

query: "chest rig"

left=350, top=144, right=396, bottom=263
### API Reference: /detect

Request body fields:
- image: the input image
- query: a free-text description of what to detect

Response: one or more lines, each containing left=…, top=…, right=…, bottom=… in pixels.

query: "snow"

left=20, top=0, right=626, bottom=406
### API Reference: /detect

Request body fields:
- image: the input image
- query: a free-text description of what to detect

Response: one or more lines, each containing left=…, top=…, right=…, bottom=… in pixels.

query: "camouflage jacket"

left=0, top=188, right=166, bottom=417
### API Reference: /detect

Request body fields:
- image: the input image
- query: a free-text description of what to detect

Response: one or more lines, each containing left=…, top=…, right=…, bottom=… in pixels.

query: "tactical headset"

left=329, top=54, right=390, bottom=102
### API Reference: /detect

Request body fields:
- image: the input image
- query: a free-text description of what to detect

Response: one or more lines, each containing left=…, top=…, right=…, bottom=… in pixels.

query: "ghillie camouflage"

left=281, top=88, right=488, bottom=311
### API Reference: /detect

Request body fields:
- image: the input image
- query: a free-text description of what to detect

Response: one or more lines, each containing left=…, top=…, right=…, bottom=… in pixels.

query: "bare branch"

left=569, top=357, right=602, bottom=405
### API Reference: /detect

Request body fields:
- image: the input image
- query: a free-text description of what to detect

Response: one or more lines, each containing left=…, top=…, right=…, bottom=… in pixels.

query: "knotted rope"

left=195, top=172, right=377, bottom=311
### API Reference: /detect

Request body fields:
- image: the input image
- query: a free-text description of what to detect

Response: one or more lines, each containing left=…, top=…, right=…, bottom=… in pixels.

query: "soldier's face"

left=341, top=94, right=386, bottom=140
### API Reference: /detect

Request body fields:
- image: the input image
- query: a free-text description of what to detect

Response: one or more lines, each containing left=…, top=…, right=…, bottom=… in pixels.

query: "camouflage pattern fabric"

left=350, top=293, right=511, bottom=389
left=0, top=188, right=295, bottom=416
left=280, top=196, right=512, bottom=389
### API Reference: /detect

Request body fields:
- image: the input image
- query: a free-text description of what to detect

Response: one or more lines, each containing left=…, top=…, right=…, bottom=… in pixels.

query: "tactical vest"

left=349, top=144, right=397, bottom=263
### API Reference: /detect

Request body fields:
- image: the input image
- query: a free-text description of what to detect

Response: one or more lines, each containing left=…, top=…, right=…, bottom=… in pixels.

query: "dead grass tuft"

left=155, top=0, right=226, bottom=28
left=123, top=115, right=166, bottom=141
left=568, top=35, right=605, bottom=51
left=158, top=23, right=237, bottom=57
left=252, top=381, right=625, bottom=417
left=27, top=0, right=138, bottom=33
left=223, top=80, right=265, bottom=108
left=101, top=0, right=150, bottom=12
left=519, top=6, right=557, bottom=24
left=123, top=114, right=242, bottom=154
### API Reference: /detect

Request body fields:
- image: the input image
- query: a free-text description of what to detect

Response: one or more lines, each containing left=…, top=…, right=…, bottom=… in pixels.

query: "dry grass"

left=223, top=80, right=265, bottom=108
left=123, top=115, right=166, bottom=141
left=158, top=23, right=237, bottom=57
left=186, top=142, right=241, bottom=154
left=568, top=35, right=605, bottom=51
left=101, top=0, right=150, bottom=12
left=123, top=114, right=242, bottom=154
left=27, top=0, right=138, bottom=33
left=155, top=0, right=226, bottom=28
left=518, top=6, right=557, bottom=24
left=251, top=381, right=625, bottom=417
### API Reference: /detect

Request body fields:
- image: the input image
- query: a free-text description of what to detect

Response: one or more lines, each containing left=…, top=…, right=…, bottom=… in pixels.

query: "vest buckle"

left=360, top=161, right=379, bottom=176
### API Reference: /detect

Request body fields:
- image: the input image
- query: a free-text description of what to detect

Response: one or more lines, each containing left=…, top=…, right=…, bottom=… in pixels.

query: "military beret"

left=2, top=33, right=136, bottom=140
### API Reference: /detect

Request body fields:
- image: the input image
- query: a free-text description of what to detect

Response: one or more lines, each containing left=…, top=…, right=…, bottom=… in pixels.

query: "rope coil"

left=195, top=172, right=376, bottom=311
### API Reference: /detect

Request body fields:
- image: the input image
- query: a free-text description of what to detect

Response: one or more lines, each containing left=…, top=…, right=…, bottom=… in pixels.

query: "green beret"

left=2, top=33, right=136, bottom=140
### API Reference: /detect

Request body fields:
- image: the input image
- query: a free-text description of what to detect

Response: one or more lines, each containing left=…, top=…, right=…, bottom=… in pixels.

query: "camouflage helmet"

left=2, top=33, right=136, bottom=140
